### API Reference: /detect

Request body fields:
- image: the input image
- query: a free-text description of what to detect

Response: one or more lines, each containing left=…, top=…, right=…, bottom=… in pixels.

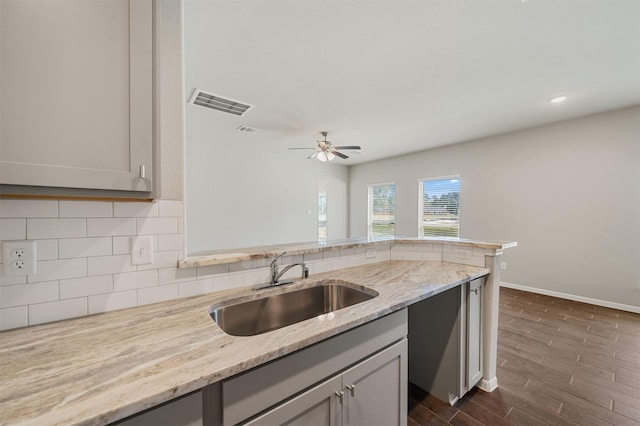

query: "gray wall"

left=187, top=140, right=349, bottom=253
left=349, top=106, right=640, bottom=308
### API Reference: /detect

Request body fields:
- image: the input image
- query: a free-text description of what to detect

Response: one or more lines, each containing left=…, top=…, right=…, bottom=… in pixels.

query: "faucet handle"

left=271, top=251, right=286, bottom=267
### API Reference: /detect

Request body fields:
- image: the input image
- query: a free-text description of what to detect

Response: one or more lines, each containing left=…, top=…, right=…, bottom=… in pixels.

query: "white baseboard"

left=478, top=377, right=498, bottom=392
left=500, top=282, right=640, bottom=314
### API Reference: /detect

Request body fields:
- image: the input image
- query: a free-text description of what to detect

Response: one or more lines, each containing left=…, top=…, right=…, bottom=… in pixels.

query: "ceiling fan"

left=289, top=132, right=361, bottom=162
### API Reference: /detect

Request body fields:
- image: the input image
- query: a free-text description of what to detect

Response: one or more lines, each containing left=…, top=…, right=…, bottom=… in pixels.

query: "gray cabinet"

left=0, top=0, right=153, bottom=194
left=408, top=278, right=485, bottom=405
left=244, top=340, right=407, bottom=426
left=204, top=310, right=408, bottom=426
left=342, top=340, right=407, bottom=426
left=112, top=391, right=203, bottom=426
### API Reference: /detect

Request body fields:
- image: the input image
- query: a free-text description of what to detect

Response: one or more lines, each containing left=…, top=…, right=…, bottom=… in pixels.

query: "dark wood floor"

left=408, top=287, right=640, bottom=426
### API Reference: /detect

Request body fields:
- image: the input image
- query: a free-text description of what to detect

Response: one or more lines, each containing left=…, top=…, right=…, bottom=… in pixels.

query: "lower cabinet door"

left=466, top=278, right=484, bottom=389
left=342, top=340, right=408, bottom=426
left=242, top=375, right=342, bottom=426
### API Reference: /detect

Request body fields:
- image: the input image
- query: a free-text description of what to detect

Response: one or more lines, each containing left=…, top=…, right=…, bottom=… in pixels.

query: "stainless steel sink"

left=209, top=280, right=378, bottom=336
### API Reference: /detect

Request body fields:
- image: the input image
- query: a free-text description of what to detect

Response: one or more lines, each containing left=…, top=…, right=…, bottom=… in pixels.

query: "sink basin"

left=209, top=280, right=378, bottom=336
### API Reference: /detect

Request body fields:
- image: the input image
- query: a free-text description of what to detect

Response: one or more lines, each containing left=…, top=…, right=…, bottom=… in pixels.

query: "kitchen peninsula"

left=0, top=237, right=515, bottom=425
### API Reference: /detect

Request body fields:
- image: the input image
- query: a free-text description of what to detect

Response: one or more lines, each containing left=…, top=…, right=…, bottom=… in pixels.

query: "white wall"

left=186, top=140, right=349, bottom=253
left=349, top=106, right=640, bottom=308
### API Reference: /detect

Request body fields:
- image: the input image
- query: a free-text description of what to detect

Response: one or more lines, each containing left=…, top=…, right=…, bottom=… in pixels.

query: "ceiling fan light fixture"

left=317, top=151, right=335, bottom=162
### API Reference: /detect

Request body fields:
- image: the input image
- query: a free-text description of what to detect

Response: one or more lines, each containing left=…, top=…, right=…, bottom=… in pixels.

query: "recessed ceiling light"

left=548, top=96, right=567, bottom=104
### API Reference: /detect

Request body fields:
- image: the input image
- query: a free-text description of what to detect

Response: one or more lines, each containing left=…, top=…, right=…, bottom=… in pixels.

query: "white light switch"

left=131, top=236, right=153, bottom=265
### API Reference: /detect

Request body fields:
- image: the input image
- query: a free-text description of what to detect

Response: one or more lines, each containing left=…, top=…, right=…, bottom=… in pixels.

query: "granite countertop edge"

left=180, top=236, right=516, bottom=268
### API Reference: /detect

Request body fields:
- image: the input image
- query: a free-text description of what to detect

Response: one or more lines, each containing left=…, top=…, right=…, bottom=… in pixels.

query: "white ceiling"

left=184, top=0, right=640, bottom=165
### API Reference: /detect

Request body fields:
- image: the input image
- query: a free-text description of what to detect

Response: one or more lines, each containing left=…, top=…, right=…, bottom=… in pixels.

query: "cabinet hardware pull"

left=346, top=384, right=356, bottom=397
left=470, top=288, right=478, bottom=295
left=139, top=165, right=146, bottom=179
left=334, top=391, right=344, bottom=404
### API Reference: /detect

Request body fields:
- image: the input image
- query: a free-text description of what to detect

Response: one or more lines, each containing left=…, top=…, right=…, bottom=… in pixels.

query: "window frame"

left=417, top=175, right=461, bottom=238
left=367, top=182, right=396, bottom=239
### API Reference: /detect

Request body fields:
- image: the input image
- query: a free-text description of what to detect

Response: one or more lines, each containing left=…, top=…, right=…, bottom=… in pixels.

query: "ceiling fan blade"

left=333, top=151, right=349, bottom=159
left=288, top=147, right=316, bottom=150
left=333, top=145, right=361, bottom=150
left=307, top=152, right=318, bottom=160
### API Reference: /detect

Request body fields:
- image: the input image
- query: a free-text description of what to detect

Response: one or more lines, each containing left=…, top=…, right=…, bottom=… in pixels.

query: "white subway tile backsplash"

left=422, top=252, right=443, bottom=262
left=158, top=267, right=196, bottom=285
left=60, top=275, right=113, bottom=299
left=322, top=249, right=341, bottom=260
left=0, top=306, right=28, bottom=330
left=0, top=281, right=59, bottom=308
left=138, top=284, right=179, bottom=306
left=87, top=218, right=136, bottom=237
left=113, top=270, right=158, bottom=292
left=35, top=239, right=59, bottom=260
left=88, top=255, right=136, bottom=276
left=158, top=200, right=183, bottom=217
left=196, top=264, right=230, bottom=279
left=403, top=252, right=423, bottom=261
left=113, top=202, right=158, bottom=218
left=303, top=252, right=323, bottom=262
left=412, top=244, right=433, bottom=253
left=308, top=260, right=332, bottom=275
left=158, top=234, right=183, bottom=251
left=28, top=258, right=87, bottom=283
left=29, top=298, right=87, bottom=326
left=0, top=196, right=495, bottom=331
left=59, top=201, right=112, bottom=218
left=229, top=259, right=257, bottom=273
left=213, top=273, right=244, bottom=292
left=0, top=276, right=27, bottom=286
left=243, top=268, right=269, bottom=286
left=0, top=219, right=26, bottom=240
left=88, top=290, right=137, bottom=315
left=0, top=200, right=58, bottom=218
left=179, top=279, right=214, bottom=298
left=137, top=217, right=178, bottom=235
left=59, top=237, right=112, bottom=258
left=27, top=218, right=86, bottom=239
left=331, top=257, right=349, bottom=271
left=112, top=237, right=132, bottom=255
left=340, top=247, right=356, bottom=257
left=136, top=250, right=178, bottom=271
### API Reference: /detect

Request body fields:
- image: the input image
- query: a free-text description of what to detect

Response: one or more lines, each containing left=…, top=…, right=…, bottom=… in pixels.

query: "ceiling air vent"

left=189, top=89, right=252, bottom=116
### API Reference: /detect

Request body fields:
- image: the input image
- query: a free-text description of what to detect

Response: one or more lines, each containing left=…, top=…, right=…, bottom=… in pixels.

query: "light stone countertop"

left=180, top=236, right=517, bottom=267
left=0, top=260, right=489, bottom=426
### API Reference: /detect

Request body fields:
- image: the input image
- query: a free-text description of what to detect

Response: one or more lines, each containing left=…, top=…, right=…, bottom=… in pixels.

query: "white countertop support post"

left=479, top=251, right=502, bottom=392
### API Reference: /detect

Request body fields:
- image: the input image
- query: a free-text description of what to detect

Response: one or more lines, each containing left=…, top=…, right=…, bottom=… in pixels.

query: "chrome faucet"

left=269, top=251, right=309, bottom=286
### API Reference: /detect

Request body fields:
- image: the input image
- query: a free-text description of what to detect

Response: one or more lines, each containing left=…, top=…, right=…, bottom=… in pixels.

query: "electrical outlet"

left=2, top=241, right=37, bottom=276
left=500, top=262, right=507, bottom=271
left=12, top=260, right=26, bottom=270
left=11, top=249, right=25, bottom=258
left=365, top=248, right=377, bottom=259
left=131, top=236, right=153, bottom=265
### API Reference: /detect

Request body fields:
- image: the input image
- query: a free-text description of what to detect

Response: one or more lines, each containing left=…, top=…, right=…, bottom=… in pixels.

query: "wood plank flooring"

left=408, top=287, right=640, bottom=426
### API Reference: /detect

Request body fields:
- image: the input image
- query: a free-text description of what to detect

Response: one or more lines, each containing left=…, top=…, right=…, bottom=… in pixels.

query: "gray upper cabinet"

left=0, top=0, right=153, bottom=193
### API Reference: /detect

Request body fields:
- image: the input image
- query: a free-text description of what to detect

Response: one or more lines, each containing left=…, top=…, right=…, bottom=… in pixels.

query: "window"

left=368, top=183, right=395, bottom=238
left=318, top=190, right=327, bottom=242
left=419, top=177, right=460, bottom=237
